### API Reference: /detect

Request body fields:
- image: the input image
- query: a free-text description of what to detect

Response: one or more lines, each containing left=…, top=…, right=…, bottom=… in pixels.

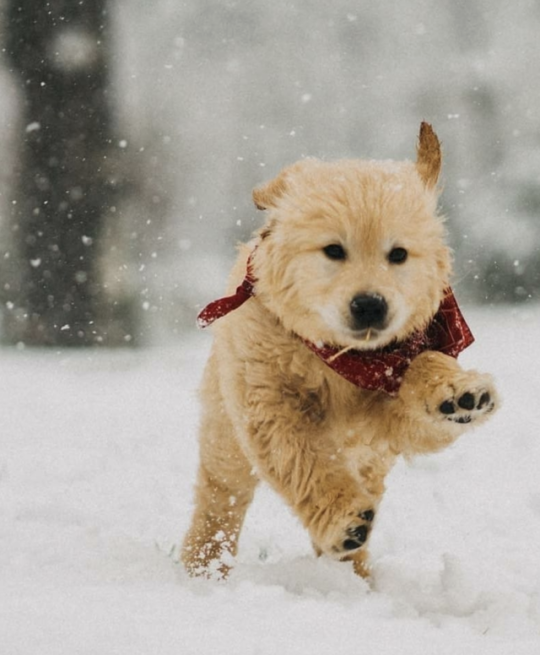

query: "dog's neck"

left=300, top=294, right=474, bottom=395
left=197, top=254, right=474, bottom=396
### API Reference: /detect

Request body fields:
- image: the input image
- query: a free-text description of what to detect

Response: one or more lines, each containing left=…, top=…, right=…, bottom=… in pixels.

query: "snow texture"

left=1, top=307, right=540, bottom=654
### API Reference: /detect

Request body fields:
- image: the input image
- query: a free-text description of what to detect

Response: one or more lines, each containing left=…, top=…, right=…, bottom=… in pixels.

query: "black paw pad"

left=350, top=524, right=368, bottom=544
left=343, top=523, right=369, bottom=551
left=343, top=538, right=362, bottom=550
left=477, top=392, right=491, bottom=409
left=359, top=509, right=375, bottom=522
left=457, top=392, right=475, bottom=410
left=439, top=400, right=456, bottom=415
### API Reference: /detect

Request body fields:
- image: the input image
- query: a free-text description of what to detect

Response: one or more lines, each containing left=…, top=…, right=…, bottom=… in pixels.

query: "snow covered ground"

left=1, top=305, right=540, bottom=654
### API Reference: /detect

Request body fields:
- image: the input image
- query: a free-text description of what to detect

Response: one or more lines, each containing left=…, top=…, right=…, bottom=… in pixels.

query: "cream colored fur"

left=182, top=123, right=498, bottom=579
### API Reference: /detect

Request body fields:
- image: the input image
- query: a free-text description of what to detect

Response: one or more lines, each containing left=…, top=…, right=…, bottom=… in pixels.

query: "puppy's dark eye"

left=323, top=244, right=347, bottom=261
left=388, top=247, right=408, bottom=264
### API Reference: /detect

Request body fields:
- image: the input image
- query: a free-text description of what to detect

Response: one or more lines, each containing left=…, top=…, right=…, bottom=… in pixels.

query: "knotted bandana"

left=197, top=257, right=474, bottom=396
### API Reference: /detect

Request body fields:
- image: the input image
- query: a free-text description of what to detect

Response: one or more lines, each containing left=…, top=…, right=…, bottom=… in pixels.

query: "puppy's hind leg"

left=182, top=373, right=257, bottom=578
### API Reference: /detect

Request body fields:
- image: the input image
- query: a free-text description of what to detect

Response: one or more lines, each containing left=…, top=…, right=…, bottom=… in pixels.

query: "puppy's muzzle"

left=349, top=293, right=388, bottom=331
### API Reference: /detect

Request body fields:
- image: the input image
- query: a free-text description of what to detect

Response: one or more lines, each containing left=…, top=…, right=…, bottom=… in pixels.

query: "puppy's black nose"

left=350, top=294, right=388, bottom=330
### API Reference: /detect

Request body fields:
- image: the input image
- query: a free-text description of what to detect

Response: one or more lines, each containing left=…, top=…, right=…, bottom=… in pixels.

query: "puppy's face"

left=251, top=124, right=452, bottom=350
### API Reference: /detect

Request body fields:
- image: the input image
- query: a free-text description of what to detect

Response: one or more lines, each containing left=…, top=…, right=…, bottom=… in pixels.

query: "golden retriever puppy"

left=182, top=123, right=498, bottom=579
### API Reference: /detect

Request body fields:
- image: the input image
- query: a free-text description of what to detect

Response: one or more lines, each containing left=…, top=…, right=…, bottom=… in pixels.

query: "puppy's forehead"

left=284, top=160, right=430, bottom=238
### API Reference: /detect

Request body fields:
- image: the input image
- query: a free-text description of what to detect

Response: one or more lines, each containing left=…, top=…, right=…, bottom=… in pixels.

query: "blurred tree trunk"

left=4, top=0, right=136, bottom=346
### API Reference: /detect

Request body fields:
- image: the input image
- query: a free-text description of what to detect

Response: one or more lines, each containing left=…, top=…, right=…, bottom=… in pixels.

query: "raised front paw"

left=425, top=368, right=498, bottom=428
left=400, top=351, right=499, bottom=429
left=438, top=388, right=495, bottom=424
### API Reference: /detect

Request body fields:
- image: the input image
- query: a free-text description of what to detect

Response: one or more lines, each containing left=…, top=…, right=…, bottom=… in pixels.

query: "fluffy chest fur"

left=213, top=296, right=399, bottom=462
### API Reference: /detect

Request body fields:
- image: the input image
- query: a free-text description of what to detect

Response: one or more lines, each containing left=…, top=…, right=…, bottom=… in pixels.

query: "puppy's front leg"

left=244, top=391, right=378, bottom=575
left=396, top=350, right=498, bottom=452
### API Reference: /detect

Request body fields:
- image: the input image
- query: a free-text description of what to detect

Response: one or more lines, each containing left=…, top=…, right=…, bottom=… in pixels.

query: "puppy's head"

left=251, top=123, right=451, bottom=350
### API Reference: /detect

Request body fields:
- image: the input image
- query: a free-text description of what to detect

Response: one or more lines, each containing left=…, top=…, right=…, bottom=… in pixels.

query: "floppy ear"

left=252, top=172, right=288, bottom=210
left=416, top=122, right=441, bottom=189
left=252, top=159, right=319, bottom=210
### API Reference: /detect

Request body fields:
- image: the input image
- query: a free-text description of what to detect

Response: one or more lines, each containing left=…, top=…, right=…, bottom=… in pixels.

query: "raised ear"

left=416, top=122, right=441, bottom=189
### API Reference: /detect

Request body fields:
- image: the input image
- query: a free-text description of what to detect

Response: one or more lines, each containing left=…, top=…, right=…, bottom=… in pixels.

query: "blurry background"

left=0, top=0, right=538, bottom=347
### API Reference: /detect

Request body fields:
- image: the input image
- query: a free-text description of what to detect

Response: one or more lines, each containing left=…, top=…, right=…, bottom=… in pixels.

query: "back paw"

left=181, top=530, right=236, bottom=579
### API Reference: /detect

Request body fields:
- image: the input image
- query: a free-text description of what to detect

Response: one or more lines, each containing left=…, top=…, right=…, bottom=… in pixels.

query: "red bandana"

left=197, top=271, right=256, bottom=329
left=197, top=260, right=474, bottom=396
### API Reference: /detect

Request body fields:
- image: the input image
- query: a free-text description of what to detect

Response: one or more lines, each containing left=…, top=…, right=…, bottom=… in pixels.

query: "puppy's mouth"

left=353, top=327, right=380, bottom=343
left=317, top=294, right=408, bottom=351
left=347, top=327, right=389, bottom=350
